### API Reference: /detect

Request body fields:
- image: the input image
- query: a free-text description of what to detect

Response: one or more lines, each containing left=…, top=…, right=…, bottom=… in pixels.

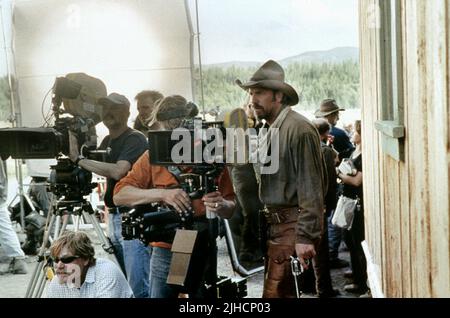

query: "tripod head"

left=49, top=158, right=97, bottom=202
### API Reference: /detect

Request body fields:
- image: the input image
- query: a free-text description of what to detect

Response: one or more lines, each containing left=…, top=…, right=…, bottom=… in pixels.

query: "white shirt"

left=45, top=258, right=133, bottom=298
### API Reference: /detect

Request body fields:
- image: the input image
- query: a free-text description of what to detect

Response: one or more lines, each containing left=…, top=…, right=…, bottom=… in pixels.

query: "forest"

left=0, top=60, right=359, bottom=121
left=193, top=60, right=360, bottom=112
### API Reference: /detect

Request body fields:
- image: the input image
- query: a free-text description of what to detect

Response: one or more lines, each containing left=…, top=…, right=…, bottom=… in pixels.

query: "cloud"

left=196, top=0, right=358, bottom=64
left=285, top=0, right=357, bottom=29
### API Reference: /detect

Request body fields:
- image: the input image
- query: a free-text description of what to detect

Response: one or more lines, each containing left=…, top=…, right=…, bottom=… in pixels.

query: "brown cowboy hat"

left=314, top=99, right=346, bottom=117
left=235, top=60, right=299, bottom=106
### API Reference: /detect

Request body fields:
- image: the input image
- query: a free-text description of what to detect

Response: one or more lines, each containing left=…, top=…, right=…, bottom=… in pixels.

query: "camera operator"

left=68, top=92, right=149, bottom=297
left=113, top=95, right=236, bottom=298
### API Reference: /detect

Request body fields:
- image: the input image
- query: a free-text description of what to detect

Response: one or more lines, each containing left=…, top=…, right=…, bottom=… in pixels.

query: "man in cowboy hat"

left=236, top=60, right=325, bottom=298
left=315, top=99, right=354, bottom=270
left=315, top=99, right=354, bottom=161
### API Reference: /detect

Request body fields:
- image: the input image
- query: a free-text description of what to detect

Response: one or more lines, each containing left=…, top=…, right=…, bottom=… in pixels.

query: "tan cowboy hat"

left=235, top=60, right=299, bottom=106
left=314, top=99, right=346, bottom=117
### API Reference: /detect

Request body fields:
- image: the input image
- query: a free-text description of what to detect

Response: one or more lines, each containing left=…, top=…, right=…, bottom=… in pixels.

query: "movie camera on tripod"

left=0, top=73, right=110, bottom=200
left=0, top=73, right=119, bottom=298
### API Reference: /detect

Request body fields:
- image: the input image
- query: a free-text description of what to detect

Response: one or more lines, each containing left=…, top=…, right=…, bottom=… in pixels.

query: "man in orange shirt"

left=113, top=95, right=235, bottom=298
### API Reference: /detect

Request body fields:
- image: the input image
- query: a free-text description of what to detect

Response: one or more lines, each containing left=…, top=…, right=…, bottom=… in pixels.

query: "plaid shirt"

left=45, top=258, right=133, bottom=298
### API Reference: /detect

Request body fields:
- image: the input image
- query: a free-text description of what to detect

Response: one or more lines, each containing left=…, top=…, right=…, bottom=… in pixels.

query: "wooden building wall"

left=359, top=0, right=450, bottom=297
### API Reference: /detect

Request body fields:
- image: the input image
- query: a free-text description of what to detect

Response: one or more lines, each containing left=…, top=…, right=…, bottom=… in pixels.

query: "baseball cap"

left=98, top=93, right=130, bottom=108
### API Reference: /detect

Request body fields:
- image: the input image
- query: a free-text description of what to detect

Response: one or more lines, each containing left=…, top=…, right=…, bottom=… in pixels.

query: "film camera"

left=121, top=105, right=242, bottom=241
left=0, top=73, right=107, bottom=201
left=121, top=108, right=249, bottom=298
left=122, top=115, right=228, bottom=244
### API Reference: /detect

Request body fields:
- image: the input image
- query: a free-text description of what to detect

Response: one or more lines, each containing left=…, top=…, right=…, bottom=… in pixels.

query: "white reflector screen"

left=13, top=0, right=193, bottom=127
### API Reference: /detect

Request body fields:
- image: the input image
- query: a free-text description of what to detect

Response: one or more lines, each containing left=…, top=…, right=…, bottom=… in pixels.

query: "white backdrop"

left=13, top=0, right=194, bottom=129
left=11, top=0, right=194, bottom=175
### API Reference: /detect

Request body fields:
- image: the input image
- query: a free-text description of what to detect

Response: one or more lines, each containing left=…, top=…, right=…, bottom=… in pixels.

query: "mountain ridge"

left=203, top=46, right=359, bottom=69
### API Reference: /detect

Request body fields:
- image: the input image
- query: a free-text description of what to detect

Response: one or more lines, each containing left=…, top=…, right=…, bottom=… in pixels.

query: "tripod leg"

left=25, top=259, right=44, bottom=298
left=60, top=214, right=69, bottom=234
left=23, top=194, right=37, bottom=213
left=54, top=215, right=62, bottom=238
left=73, top=215, right=80, bottom=232
left=36, top=269, right=48, bottom=298
left=82, top=211, right=115, bottom=255
left=25, top=205, right=56, bottom=298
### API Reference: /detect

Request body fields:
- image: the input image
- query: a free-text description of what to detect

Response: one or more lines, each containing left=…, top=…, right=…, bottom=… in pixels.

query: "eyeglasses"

left=52, top=255, right=80, bottom=264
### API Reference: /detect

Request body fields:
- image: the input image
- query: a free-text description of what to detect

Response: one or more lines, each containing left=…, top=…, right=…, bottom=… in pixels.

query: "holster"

left=263, top=239, right=297, bottom=298
left=261, top=207, right=299, bottom=298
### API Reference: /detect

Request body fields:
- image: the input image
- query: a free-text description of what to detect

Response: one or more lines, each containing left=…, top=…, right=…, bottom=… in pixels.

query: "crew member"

left=69, top=91, right=148, bottom=297
left=113, top=95, right=236, bottom=298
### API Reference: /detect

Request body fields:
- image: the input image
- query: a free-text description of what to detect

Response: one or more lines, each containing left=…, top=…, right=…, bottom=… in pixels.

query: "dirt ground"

left=0, top=226, right=359, bottom=298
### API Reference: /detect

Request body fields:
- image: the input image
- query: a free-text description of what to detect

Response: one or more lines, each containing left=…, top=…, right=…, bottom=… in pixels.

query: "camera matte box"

left=167, top=229, right=198, bottom=286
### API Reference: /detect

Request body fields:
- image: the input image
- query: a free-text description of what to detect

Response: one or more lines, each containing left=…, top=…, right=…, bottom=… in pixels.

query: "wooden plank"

left=375, top=0, right=389, bottom=295
left=399, top=149, right=412, bottom=297
left=359, top=0, right=385, bottom=294
left=406, top=0, right=432, bottom=297
left=398, top=0, right=412, bottom=297
left=375, top=0, right=385, bottom=294
left=378, top=2, right=405, bottom=296
left=373, top=0, right=387, bottom=294
left=425, top=0, right=450, bottom=297
left=384, top=157, right=403, bottom=297
left=447, top=1, right=450, bottom=295
left=445, top=2, right=450, bottom=286
left=404, top=0, right=418, bottom=297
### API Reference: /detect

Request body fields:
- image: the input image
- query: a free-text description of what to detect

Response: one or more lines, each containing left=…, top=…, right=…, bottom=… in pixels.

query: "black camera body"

left=0, top=118, right=98, bottom=202
left=0, top=75, right=105, bottom=202
left=121, top=117, right=228, bottom=244
left=0, top=117, right=97, bottom=159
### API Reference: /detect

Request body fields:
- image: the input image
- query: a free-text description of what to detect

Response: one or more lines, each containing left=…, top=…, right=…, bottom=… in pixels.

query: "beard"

left=103, top=115, right=123, bottom=130
left=251, top=104, right=267, bottom=121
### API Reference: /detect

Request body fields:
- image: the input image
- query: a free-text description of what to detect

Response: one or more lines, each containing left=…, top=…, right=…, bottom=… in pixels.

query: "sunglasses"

left=52, top=255, right=80, bottom=264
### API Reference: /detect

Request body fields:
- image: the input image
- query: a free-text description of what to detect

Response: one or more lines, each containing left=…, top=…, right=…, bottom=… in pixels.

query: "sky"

left=194, top=0, right=359, bottom=64
left=1, top=0, right=359, bottom=74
